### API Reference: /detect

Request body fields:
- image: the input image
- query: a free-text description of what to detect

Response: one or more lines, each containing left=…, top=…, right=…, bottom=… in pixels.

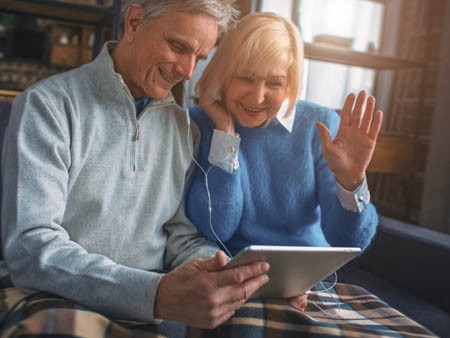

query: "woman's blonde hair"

left=196, top=12, right=304, bottom=114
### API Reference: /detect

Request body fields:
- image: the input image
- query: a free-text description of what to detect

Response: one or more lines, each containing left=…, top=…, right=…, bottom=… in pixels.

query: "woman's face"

left=224, top=69, right=289, bottom=127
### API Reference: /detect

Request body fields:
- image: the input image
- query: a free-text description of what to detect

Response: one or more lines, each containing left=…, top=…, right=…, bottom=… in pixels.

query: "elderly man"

left=1, top=0, right=269, bottom=332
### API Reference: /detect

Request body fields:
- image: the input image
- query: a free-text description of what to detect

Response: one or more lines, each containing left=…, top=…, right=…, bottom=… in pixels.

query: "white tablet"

left=225, top=245, right=361, bottom=298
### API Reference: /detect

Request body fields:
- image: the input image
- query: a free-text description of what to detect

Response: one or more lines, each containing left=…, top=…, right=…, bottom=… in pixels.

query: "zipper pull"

left=135, top=122, right=140, bottom=141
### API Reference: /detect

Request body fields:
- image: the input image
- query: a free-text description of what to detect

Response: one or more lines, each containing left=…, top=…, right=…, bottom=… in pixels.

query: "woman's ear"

left=123, top=4, right=144, bottom=42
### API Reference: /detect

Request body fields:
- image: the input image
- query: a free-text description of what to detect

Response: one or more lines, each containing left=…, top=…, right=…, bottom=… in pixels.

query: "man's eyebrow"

left=168, top=37, right=192, bottom=50
left=270, top=75, right=287, bottom=80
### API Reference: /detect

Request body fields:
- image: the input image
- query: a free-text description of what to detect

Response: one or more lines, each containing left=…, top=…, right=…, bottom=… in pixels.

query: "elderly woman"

left=187, top=12, right=382, bottom=265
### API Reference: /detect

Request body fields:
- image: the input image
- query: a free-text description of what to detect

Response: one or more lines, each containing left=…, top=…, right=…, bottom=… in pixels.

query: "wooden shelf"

left=0, top=0, right=114, bottom=25
left=0, top=89, right=20, bottom=96
left=0, top=89, right=21, bottom=102
left=304, top=42, right=424, bottom=70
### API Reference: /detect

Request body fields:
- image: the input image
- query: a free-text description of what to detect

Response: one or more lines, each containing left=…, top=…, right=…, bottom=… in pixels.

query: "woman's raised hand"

left=315, top=90, right=383, bottom=191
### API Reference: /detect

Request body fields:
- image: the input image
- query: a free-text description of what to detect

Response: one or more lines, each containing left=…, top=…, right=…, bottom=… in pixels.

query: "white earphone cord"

left=308, top=272, right=344, bottom=316
left=183, top=85, right=233, bottom=258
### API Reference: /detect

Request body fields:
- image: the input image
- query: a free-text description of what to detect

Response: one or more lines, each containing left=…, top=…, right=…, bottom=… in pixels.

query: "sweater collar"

left=90, top=42, right=175, bottom=105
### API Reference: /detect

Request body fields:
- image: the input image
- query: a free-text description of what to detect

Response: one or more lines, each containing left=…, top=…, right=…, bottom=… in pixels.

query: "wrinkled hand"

left=288, top=292, right=309, bottom=311
left=316, top=90, right=383, bottom=190
left=155, top=251, right=269, bottom=329
left=199, top=95, right=234, bottom=134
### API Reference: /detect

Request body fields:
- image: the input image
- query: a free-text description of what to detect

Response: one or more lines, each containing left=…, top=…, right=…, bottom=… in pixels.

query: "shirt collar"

left=262, top=99, right=295, bottom=133
left=135, top=97, right=151, bottom=115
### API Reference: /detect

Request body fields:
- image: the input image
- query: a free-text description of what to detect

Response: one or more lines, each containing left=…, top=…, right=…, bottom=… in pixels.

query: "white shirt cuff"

left=208, top=129, right=240, bottom=173
left=335, top=177, right=371, bottom=213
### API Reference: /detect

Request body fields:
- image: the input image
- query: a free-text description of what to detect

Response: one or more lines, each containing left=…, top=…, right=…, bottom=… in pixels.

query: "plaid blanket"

left=0, top=276, right=437, bottom=338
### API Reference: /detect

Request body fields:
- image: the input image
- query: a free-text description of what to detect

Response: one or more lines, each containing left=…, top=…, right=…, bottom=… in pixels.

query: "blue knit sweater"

left=187, top=100, right=378, bottom=256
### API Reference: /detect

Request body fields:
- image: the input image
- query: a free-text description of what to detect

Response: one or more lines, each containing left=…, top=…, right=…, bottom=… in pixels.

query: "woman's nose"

left=250, top=82, right=266, bottom=104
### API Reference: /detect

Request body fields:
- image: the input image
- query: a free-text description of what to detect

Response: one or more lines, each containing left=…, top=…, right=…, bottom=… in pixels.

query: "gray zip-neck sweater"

left=1, top=43, right=217, bottom=322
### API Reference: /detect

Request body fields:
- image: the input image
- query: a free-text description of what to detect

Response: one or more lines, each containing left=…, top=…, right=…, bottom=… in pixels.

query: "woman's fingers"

left=360, top=95, right=376, bottom=133
left=349, top=90, right=367, bottom=127
left=339, top=92, right=355, bottom=126
left=368, top=110, right=383, bottom=140
left=288, top=293, right=309, bottom=311
left=341, top=91, right=382, bottom=138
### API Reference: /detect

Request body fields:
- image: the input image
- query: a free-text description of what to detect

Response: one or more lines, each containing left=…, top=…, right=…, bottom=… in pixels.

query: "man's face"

left=120, top=7, right=219, bottom=99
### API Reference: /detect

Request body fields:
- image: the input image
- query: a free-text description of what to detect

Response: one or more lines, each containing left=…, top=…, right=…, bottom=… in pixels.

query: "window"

left=261, top=0, right=384, bottom=109
left=259, top=0, right=293, bottom=19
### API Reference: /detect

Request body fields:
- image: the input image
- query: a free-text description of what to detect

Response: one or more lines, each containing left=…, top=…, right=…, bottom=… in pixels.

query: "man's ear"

left=123, top=4, right=144, bottom=42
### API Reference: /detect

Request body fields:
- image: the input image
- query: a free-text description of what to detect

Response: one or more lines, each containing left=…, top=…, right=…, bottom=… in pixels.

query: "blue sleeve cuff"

left=208, top=129, right=240, bottom=173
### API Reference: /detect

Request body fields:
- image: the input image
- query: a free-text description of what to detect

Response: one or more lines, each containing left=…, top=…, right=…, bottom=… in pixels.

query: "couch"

left=338, top=215, right=450, bottom=337
left=0, top=101, right=11, bottom=261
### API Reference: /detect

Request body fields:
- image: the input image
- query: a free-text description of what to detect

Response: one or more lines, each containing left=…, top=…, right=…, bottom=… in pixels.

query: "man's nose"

left=175, top=55, right=196, bottom=80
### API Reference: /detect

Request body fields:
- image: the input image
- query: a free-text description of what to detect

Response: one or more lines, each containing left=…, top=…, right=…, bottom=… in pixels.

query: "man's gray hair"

left=121, top=0, right=240, bottom=35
